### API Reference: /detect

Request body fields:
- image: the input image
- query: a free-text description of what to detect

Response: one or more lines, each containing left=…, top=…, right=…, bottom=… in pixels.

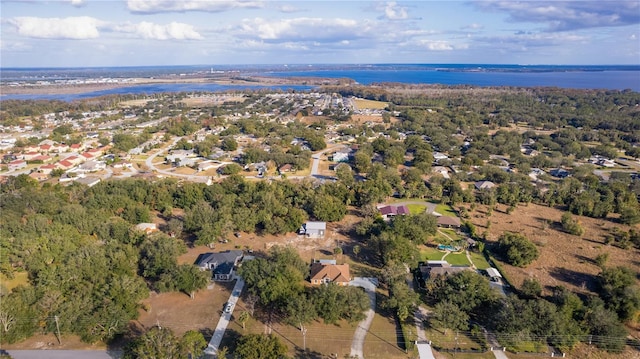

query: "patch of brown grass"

left=468, top=203, right=640, bottom=296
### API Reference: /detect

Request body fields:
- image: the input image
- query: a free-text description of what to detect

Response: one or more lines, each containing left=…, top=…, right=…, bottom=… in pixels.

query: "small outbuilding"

left=299, top=221, right=326, bottom=238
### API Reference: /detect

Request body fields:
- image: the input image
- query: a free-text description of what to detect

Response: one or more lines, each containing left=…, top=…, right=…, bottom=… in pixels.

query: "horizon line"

left=2, top=63, right=640, bottom=70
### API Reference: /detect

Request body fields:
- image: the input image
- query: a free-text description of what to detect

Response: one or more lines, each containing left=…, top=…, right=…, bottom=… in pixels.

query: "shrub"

left=561, top=212, right=585, bottom=236
left=497, top=232, right=539, bottom=267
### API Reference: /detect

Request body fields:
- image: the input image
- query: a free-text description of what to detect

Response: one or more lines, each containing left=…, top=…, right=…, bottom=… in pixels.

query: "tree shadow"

left=294, top=347, right=325, bottom=359
left=574, top=254, right=595, bottom=265
left=217, top=328, right=242, bottom=355
left=549, top=267, right=597, bottom=292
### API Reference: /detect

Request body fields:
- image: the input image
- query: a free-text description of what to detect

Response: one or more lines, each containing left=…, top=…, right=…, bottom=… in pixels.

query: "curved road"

left=349, top=277, right=378, bottom=359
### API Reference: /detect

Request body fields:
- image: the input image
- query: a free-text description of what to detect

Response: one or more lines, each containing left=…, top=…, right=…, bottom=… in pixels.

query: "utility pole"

left=54, top=315, right=61, bottom=345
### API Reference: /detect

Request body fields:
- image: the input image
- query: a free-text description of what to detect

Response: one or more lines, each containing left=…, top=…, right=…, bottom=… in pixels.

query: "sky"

left=1, top=0, right=639, bottom=67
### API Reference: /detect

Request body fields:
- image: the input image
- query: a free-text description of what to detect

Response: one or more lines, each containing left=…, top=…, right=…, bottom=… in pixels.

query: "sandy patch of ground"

left=468, top=203, right=640, bottom=297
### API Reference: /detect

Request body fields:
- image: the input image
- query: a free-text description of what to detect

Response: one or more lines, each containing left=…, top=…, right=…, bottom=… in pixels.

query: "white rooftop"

left=305, top=221, right=326, bottom=230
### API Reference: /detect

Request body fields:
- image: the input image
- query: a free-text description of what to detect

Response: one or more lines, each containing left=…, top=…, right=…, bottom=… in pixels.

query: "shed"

left=300, top=221, right=326, bottom=238
left=486, top=267, right=502, bottom=279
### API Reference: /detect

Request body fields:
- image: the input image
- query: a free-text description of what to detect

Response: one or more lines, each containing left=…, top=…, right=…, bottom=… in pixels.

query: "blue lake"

left=2, top=64, right=639, bottom=101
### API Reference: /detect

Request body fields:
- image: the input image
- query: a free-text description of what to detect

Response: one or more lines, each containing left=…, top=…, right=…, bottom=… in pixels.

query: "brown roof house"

left=436, top=216, right=461, bottom=229
left=310, top=260, right=351, bottom=286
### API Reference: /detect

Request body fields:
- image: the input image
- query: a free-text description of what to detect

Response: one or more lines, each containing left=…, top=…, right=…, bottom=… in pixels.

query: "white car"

left=224, top=303, right=233, bottom=313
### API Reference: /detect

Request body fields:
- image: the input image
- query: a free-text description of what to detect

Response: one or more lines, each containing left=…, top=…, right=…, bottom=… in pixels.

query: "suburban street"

left=204, top=277, right=245, bottom=358
left=348, top=277, right=378, bottom=359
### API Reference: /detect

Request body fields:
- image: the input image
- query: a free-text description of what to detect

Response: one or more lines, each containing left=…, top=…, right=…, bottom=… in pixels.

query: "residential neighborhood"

left=1, top=87, right=639, bottom=359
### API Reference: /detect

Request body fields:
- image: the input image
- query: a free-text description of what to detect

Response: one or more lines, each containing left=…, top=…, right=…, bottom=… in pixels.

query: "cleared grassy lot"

left=353, top=98, right=389, bottom=110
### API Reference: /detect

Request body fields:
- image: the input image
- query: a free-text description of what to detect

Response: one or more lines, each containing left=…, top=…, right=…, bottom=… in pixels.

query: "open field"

left=119, top=99, right=155, bottom=107
left=353, top=98, right=389, bottom=110
left=180, top=95, right=245, bottom=107
left=467, top=203, right=640, bottom=298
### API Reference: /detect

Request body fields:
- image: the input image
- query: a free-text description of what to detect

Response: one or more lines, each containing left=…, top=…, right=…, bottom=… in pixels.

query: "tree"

left=430, top=300, right=469, bottom=335
left=284, top=293, right=317, bottom=331
left=385, top=280, right=419, bottom=322
left=139, top=234, right=187, bottom=279
left=497, top=232, right=539, bottom=267
left=427, top=271, right=494, bottom=314
left=352, top=245, right=361, bottom=259
left=520, top=278, right=542, bottom=299
left=237, top=311, right=250, bottom=330
left=234, top=334, right=287, bottom=359
left=124, top=327, right=182, bottom=359
left=180, top=330, right=207, bottom=359
left=173, top=264, right=210, bottom=299
left=220, top=137, right=238, bottom=151
left=598, top=266, right=640, bottom=321
left=561, top=212, right=584, bottom=236
left=311, top=194, right=347, bottom=222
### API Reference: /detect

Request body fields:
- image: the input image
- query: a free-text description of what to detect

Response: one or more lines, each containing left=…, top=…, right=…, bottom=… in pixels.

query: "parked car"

left=224, top=303, right=233, bottom=313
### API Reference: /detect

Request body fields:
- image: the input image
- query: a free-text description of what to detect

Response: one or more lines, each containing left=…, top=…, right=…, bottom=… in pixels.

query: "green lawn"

left=443, top=252, right=471, bottom=266
left=421, top=247, right=446, bottom=261
left=507, top=341, right=548, bottom=354
left=424, top=327, right=485, bottom=351
left=435, top=203, right=457, bottom=217
left=407, top=204, right=426, bottom=214
left=468, top=251, right=491, bottom=270
left=420, top=248, right=471, bottom=267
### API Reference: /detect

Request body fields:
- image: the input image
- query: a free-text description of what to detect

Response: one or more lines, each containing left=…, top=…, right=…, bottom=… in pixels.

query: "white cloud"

left=0, top=40, right=32, bottom=52
left=380, top=1, right=408, bottom=20
left=116, top=21, right=204, bottom=40
left=127, top=0, right=263, bottom=13
left=69, top=0, right=86, bottom=7
left=236, top=17, right=365, bottom=42
left=9, top=16, right=103, bottom=39
left=419, top=40, right=453, bottom=51
left=476, top=1, right=640, bottom=31
left=462, top=23, right=483, bottom=30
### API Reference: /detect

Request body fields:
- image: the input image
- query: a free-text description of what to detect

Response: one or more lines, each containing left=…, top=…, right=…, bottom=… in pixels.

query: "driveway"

left=348, top=277, right=378, bottom=359
left=204, top=277, right=245, bottom=357
left=311, top=145, right=345, bottom=177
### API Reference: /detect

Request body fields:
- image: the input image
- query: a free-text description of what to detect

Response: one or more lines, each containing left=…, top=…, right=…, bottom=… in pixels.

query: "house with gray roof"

left=195, top=250, right=243, bottom=281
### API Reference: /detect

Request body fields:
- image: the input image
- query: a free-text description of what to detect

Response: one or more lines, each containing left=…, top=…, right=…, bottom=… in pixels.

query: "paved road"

left=204, top=278, right=245, bottom=358
left=311, top=145, right=345, bottom=177
left=6, top=350, right=119, bottom=359
left=349, top=277, right=378, bottom=359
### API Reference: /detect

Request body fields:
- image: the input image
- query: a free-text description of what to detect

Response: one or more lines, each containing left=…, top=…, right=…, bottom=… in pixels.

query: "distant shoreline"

left=0, top=76, right=353, bottom=96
